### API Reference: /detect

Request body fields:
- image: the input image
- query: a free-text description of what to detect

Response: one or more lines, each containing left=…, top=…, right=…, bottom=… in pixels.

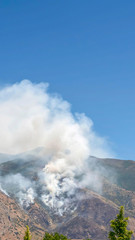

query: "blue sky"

left=0, top=0, right=135, bottom=159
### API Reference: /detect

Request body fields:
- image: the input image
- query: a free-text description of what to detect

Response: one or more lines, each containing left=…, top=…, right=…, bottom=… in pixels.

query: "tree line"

left=24, top=206, right=133, bottom=240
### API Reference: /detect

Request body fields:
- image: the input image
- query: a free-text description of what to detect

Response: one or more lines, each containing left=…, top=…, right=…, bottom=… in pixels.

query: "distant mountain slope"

left=95, top=157, right=135, bottom=191
left=0, top=153, right=14, bottom=164
left=2, top=156, right=135, bottom=192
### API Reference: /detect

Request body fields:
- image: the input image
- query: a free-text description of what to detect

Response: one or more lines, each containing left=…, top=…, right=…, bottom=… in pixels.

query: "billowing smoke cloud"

left=0, top=80, right=114, bottom=214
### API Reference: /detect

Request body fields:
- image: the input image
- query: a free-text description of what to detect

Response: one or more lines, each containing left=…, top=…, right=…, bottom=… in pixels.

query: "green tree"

left=84, top=239, right=92, bottom=240
left=24, top=225, right=31, bottom=240
left=43, top=232, right=70, bottom=240
left=108, top=206, right=133, bottom=240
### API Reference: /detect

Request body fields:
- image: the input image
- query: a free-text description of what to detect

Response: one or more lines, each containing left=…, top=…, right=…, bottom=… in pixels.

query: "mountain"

left=95, top=157, right=135, bottom=192
left=0, top=191, right=46, bottom=240
left=0, top=156, right=135, bottom=240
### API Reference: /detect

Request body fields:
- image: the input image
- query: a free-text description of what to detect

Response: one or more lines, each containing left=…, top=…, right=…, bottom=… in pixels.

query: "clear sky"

left=0, top=0, right=135, bottom=160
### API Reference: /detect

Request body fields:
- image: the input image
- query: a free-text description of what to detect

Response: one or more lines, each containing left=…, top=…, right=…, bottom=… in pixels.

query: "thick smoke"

left=0, top=174, right=36, bottom=207
left=0, top=80, right=113, bottom=214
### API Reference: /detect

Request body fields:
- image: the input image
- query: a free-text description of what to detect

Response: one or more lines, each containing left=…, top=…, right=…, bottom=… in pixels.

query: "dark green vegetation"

left=24, top=227, right=92, bottom=240
left=24, top=226, right=31, bottom=240
left=43, top=232, right=71, bottom=240
left=108, top=206, right=133, bottom=240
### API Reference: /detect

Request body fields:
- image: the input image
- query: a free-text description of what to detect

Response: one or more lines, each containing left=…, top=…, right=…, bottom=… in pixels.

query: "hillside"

left=0, top=191, right=45, bottom=240
left=1, top=156, right=135, bottom=239
left=95, top=157, right=135, bottom=191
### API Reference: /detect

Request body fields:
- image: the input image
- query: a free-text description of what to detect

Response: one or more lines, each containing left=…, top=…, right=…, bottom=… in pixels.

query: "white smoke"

left=0, top=174, right=36, bottom=207
left=0, top=80, right=114, bottom=214
left=0, top=183, right=9, bottom=196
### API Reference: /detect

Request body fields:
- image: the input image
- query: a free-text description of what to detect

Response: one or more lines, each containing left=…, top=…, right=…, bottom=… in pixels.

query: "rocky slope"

left=0, top=191, right=45, bottom=240
left=1, top=156, right=135, bottom=239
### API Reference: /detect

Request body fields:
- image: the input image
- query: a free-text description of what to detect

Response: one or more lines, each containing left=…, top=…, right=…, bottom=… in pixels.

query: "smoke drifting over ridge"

left=0, top=80, right=113, bottom=214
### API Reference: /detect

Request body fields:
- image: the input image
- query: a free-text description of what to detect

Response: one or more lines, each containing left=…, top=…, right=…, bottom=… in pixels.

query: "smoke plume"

left=0, top=80, right=113, bottom=214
